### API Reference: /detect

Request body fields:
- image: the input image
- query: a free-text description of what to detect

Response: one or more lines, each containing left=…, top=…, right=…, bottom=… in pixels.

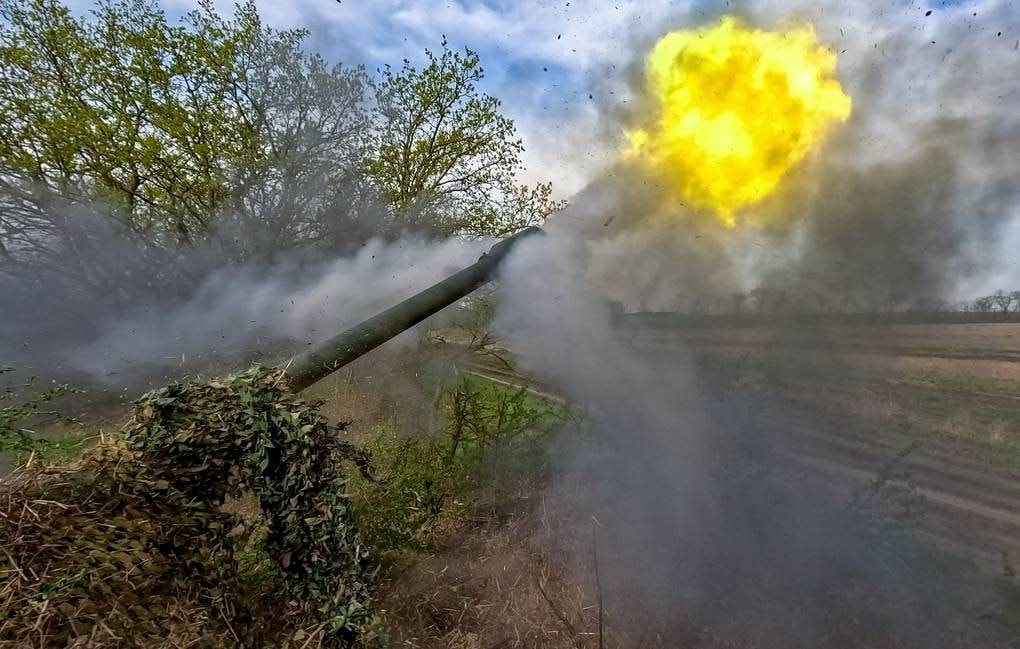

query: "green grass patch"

left=349, top=375, right=575, bottom=554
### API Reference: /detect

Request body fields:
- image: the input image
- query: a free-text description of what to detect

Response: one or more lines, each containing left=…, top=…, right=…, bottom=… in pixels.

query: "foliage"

left=973, top=289, right=1020, bottom=314
left=369, top=38, right=564, bottom=237
left=209, top=5, right=375, bottom=262
left=0, top=367, right=80, bottom=455
left=0, top=0, right=373, bottom=270
left=1, top=1, right=559, bottom=275
left=351, top=375, right=568, bottom=552
left=0, top=365, right=382, bottom=647
left=0, top=0, right=253, bottom=245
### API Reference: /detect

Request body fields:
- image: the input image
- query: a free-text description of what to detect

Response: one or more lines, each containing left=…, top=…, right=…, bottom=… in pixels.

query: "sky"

left=61, top=0, right=1020, bottom=296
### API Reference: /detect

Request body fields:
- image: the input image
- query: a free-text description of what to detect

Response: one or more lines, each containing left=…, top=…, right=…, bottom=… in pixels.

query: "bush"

left=0, top=367, right=81, bottom=457
left=350, top=375, right=569, bottom=553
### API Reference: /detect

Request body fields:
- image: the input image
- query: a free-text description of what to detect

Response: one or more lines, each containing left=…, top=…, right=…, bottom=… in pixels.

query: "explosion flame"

left=626, top=16, right=852, bottom=226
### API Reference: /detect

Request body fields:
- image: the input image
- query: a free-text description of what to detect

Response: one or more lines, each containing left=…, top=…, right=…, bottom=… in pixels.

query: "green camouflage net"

left=0, top=365, right=380, bottom=647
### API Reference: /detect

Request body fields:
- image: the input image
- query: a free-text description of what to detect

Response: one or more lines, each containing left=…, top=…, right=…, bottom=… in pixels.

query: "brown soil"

left=622, top=322, right=1020, bottom=574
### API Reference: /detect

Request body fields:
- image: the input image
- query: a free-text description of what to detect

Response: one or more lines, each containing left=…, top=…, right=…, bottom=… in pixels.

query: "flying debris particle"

left=557, top=34, right=561, bottom=39
left=925, top=10, right=932, bottom=16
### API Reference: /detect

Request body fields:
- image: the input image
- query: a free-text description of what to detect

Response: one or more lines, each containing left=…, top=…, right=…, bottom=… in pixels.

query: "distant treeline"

left=615, top=288, right=1020, bottom=327
left=617, top=311, right=1020, bottom=330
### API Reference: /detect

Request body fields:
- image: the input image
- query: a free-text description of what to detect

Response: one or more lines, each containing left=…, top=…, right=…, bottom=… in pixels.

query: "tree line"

left=675, top=288, right=1020, bottom=317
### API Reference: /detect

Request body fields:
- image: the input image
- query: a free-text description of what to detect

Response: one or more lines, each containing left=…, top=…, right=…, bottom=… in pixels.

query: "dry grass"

left=380, top=495, right=603, bottom=649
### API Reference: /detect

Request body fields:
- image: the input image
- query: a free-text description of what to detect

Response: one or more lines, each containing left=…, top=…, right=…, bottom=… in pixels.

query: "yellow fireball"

left=626, top=16, right=852, bottom=226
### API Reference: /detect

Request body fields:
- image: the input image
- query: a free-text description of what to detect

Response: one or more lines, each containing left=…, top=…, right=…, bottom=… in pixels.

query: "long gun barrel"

left=281, top=226, right=543, bottom=392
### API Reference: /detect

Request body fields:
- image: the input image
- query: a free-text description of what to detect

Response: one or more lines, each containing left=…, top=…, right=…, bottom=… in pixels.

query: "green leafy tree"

left=369, top=39, right=563, bottom=237
left=1, top=0, right=562, bottom=277
left=0, top=0, right=262, bottom=247
left=0, top=0, right=378, bottom=283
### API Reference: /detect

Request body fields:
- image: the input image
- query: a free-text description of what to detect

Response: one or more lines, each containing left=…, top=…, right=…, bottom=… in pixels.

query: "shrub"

left=350, top=375, right=569, bottom=553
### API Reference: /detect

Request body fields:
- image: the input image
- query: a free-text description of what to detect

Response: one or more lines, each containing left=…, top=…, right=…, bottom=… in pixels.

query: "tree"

left=368, top=39, right=563, bottom=237
left=0, top=0, right=377, bottom=275
left=973, top=295, right=995, bottom=312
left=0, top=0, right=268, bottom=251
left=731, top=291, right=747, bottom=315
left=209, top=4, right=374, bottom=262
left=991, top=289, right=1014, bottom=315
left=749, top=286, right=788, bottom=314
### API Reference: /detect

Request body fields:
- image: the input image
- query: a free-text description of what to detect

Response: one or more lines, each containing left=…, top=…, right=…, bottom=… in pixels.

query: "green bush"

left=350, top=375, right=569, bottom=553
left=0, top=367, right=81, bottom=457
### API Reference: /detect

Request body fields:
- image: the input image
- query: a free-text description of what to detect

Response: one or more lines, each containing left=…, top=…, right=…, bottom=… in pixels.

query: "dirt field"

left=440, top=320, right=1020, bottom=647
left=620, top=321, right=1020, bottom=571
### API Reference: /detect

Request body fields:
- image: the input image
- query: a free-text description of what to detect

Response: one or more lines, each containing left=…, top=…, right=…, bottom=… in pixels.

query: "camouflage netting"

left=0, top=365, right=380, bottom=647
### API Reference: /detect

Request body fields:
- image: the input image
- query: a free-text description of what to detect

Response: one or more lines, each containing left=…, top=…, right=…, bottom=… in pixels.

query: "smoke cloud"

left=567, top=0, right=1020, bottom=311
left=69, top=236, right=486, bottom=384
left=0, top=198, right=488, bottom=389
left=492, top=225, right=1004, bottom=647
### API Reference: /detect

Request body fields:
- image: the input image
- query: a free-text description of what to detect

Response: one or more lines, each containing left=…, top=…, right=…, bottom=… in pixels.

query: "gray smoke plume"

left=492, top=225, right=1005, bottom=647
left=0, top=189, right=488, bottom=389
left=756, top=0, right=1020, bottom=308
left=66, top=235, right=485, bottom=385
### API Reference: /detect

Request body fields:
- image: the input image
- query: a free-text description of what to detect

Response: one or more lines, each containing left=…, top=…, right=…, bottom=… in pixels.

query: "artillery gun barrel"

left=281, top=226, right=543, bottom=392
